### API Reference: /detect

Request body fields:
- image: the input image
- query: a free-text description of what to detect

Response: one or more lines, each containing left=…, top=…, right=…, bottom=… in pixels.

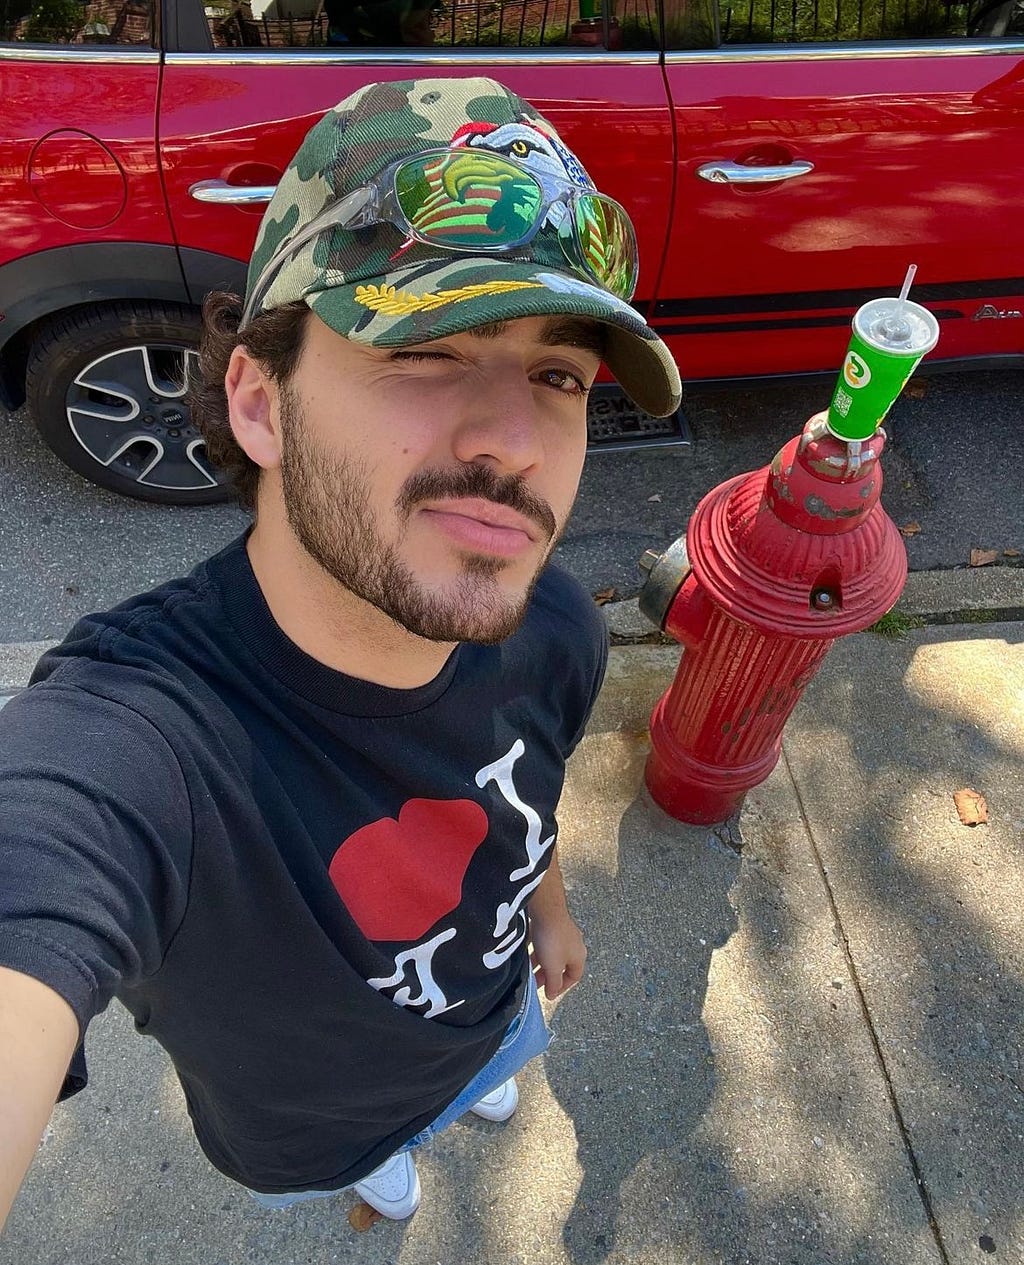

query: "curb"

left=1, top=568, right=1021, bottom=701
left=602, top=566, right=1024, bottom=645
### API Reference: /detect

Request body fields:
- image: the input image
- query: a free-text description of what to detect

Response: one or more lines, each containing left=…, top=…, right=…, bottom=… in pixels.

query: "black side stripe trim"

left=655, top=310, right=964, bottom=336
left=652, top=279, right=1024, bottom=319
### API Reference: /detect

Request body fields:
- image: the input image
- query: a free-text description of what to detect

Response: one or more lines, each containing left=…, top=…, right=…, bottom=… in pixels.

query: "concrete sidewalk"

left=1, top=617, right=1021, bottom=1264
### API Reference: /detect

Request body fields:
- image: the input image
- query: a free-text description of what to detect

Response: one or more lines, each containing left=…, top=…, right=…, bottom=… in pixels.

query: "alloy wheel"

left=66, top=343, right=223, bottom=494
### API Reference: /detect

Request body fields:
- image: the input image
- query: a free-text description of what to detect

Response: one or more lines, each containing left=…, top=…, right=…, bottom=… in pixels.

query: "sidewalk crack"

left=779, top=741, right=952, bottom=1265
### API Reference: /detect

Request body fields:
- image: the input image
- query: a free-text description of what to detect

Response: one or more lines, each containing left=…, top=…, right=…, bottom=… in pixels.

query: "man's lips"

left=418, top=497, right=544, bottom=558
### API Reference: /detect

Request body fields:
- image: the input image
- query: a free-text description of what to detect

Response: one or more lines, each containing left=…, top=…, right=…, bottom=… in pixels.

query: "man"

left=0, top=77, right=681, bottom=1226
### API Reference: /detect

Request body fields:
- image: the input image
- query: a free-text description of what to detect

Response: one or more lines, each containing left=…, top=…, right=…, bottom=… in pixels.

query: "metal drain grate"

left=586, top=384, right=692, bottom=454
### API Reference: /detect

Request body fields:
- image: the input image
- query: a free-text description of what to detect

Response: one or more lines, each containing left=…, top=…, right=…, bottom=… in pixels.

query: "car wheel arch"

left=0, top=242, right=209, bottom=409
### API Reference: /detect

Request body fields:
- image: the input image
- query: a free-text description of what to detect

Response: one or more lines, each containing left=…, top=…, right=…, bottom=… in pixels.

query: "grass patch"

left=868, top=609, right=925, bottom=639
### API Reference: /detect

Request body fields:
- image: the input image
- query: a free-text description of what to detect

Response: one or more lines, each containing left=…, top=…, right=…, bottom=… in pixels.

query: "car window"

left=663, top=0, right=1024, bottom=44
left=658, top=0, right=717, bottom=44
left=0, top=0, right=153, bottom=43
left=202, top=0, right=657, bottom=50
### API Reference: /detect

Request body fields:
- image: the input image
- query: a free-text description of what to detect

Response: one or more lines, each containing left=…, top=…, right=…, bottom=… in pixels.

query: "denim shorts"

left=248, top=975, right=549, bottom=1211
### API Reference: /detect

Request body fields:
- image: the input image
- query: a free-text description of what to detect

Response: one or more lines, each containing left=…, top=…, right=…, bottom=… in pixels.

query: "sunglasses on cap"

left=243, top=147, right=639, bottom=327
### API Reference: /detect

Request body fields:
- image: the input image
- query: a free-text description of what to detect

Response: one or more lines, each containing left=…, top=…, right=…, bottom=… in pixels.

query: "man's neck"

left=245, top=522, right=456, bottom=691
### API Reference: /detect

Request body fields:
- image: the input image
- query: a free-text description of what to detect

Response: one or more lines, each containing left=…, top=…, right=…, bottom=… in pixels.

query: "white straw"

left=897, top=263, right=917, bottom=308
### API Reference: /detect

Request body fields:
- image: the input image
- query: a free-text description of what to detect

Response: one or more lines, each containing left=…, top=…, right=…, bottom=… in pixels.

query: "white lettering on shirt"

left=475, top=739, right=555, bottom=881
left=367, top=927, right=464, bottom=1017
left=476, top=739, right=556, bottom=969
left=483, top=910, right=528, bottom=969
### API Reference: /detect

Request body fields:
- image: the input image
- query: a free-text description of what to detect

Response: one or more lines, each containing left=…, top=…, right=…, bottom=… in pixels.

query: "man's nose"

left=450, top=370, right=545, bottom=474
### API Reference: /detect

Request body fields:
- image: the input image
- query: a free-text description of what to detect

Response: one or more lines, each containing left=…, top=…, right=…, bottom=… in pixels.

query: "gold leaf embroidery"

left=355, top=280, right=543, bottom=316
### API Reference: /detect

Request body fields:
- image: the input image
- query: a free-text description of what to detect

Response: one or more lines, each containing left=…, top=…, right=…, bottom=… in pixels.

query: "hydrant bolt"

left=639, top=548, right=660, bottom=577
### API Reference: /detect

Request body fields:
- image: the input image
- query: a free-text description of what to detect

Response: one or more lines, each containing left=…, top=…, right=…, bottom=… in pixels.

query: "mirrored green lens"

left=394, top=151, right=544, bottom=249
left=568, top=195, right=638, bottom=300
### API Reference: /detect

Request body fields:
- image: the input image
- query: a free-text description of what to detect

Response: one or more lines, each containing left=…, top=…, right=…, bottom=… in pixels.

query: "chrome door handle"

left=188, top=179, right=277, bottom=205
left=696, top=160, right=814, bottom=185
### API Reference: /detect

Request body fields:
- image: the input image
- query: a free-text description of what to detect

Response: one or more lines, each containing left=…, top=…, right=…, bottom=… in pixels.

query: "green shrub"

left=24, top=0, right=82, bottom=40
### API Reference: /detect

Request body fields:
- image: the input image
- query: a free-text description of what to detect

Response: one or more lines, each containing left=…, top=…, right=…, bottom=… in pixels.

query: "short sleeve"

left=563, top=601, right=608, bottom=758
left=531, top=565, right=609, bottom=758
left=0, top=685, right=193, bottom=1039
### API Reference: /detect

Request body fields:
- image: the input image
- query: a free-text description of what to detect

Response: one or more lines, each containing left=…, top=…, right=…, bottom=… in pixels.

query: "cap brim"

left=305, top=256, right=682, bottom=418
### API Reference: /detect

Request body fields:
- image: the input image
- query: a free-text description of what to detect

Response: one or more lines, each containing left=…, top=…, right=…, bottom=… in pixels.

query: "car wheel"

left=25, top=301, right=230, bottom=506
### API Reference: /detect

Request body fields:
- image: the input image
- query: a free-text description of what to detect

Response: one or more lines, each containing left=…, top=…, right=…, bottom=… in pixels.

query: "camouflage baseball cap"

left=245, top=77, right=682, bottom=417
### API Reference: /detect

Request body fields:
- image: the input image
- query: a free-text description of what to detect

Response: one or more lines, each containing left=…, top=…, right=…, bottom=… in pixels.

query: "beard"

left=277, top=387, right=561, bottom=645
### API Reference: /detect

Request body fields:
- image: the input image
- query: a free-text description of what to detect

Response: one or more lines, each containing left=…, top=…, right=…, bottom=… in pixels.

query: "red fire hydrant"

left=639, top=412, right=907, bottom=825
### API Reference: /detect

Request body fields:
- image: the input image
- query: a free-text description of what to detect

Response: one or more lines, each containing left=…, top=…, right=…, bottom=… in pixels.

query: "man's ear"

left=224, top=346, right=282, bottom=471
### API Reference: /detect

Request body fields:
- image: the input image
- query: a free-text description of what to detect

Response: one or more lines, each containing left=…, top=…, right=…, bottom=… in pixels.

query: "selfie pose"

left=0, top=77, right=680, bottom=1224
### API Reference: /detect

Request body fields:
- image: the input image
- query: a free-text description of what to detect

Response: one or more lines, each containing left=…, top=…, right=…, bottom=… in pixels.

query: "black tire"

left=25, top=301, right=231, bottom=506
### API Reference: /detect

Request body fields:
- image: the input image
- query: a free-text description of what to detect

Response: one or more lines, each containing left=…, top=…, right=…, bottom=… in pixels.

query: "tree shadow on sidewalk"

left=539, top=631, right=1018, bottom=1265
left=543, top=732, right=741, bottom=1264
left=777, top=621, right=1024, bottom=1263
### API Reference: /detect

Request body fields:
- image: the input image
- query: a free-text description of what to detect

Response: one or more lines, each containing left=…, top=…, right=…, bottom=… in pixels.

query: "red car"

left=2, top=0, right=1022, bottom=504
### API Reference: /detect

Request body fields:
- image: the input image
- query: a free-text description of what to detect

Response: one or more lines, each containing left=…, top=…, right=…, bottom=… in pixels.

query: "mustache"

left=398, top=465, right=558, bottom=541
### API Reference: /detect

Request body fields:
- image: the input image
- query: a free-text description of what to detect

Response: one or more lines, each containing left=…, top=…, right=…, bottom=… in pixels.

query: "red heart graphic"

left=329, top=798, right=489, bottom=942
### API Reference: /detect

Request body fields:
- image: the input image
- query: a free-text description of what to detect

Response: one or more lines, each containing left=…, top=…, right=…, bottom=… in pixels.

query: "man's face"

left=272, top=312, right=602, bottom=644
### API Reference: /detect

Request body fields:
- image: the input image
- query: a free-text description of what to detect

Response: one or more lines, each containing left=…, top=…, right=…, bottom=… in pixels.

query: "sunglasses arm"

left=240, top=186, right=377, bottom=327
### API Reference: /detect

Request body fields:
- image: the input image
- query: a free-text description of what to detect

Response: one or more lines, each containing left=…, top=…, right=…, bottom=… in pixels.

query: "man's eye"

left=537, top=367, right=586, bottom=394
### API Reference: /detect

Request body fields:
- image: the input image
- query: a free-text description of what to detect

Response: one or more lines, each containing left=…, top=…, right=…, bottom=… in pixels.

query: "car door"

left=656, top=0, right=1024, bottom=383
left=0, top=2, right=177, bottom=364
left=157, top=0, right=675, bottom=338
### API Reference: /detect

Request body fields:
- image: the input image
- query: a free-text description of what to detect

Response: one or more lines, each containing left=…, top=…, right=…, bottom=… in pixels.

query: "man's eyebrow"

left=539, top=318, right=607, bottom=359
left=464, top=318, right=607, bottom=358
left=466, top=321, right=508, bottom=340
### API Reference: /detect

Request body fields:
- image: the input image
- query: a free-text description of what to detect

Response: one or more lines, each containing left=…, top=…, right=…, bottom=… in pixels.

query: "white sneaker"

left=469, top=1077, right=519, bottom=1122
left=352, top=1151, right=421, bottom=1220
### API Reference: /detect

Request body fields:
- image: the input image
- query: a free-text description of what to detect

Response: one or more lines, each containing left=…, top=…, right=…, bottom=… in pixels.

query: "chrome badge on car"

left=972, top=303, right=1023, bottom=320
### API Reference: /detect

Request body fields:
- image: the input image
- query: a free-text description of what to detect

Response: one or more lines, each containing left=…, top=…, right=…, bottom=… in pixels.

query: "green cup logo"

left=842, top=351, right=871, bottom=390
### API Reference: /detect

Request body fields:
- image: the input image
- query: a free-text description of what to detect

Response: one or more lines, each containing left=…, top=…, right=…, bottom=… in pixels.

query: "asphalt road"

left=1, top=367, right=1021, bottom=644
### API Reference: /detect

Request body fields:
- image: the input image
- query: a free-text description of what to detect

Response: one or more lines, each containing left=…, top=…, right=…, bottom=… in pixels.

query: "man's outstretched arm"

left=527, top=850, right=587, bottom=1000
left=0, top=965, right=79, bottom=1231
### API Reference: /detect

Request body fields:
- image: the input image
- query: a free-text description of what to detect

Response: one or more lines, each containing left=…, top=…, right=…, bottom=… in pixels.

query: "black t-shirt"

left=0, top=533, right=606, bottom=1193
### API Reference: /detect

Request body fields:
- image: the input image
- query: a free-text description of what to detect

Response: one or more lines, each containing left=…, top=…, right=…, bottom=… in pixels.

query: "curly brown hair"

left=189, top=291, right=310, bottom=512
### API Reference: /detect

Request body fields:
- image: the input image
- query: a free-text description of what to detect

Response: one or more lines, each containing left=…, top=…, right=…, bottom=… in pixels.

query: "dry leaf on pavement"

left=900, top=522, right=922, bottom=537
left=348, top=1201, right=384, bottom=1231
left=969, top=549, right=999, bottom=567
left=1004, top=548, right=1021, bottom=558
left=647, top=493, right=662, bottom=503
left=953, top=788, right=989, bottom=826
left=903, top=380, right=927, bottom=399
left=593, top=587, right=617, bottom=605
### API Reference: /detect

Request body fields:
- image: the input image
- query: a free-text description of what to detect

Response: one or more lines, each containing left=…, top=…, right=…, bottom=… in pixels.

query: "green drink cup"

left=827, top=296, right=940, bottom=442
